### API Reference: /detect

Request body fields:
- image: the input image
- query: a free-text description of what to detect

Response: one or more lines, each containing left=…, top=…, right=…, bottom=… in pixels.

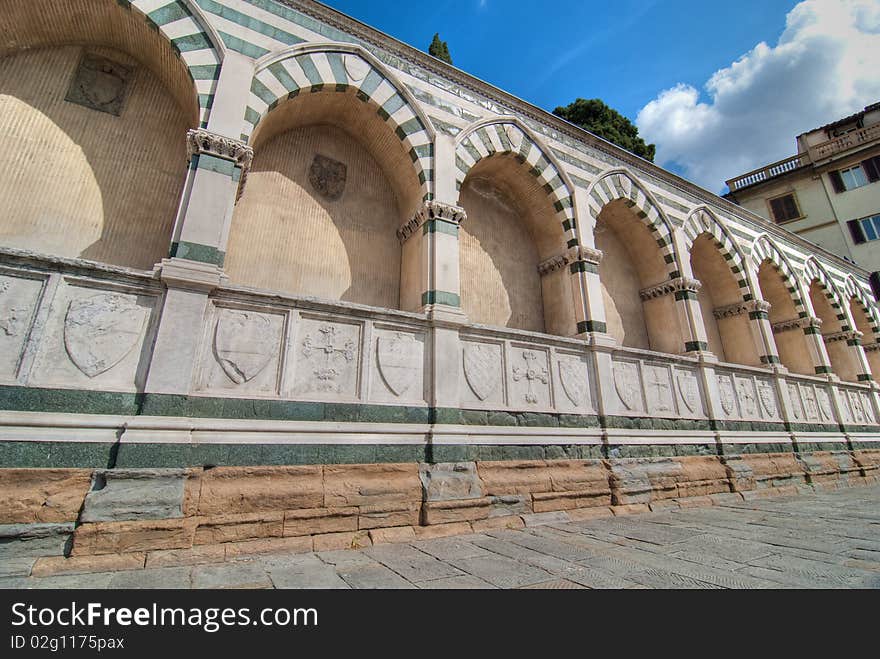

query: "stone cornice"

left=273, top=1, right=870, bottom=280
left=863, top=342, right=880, bottom=353
left=639, top=276, right=701, bottom=301
left=823, top=329, right=863, bottom=343
left=713, top=299, right=771, bottom=320
left=537, top=245, right=603, bottom=276
left=186, top=129, right=254, bottom=168
left=772, top=316, right=822, bottom=334
left=397, top=201, right=467, bottom=243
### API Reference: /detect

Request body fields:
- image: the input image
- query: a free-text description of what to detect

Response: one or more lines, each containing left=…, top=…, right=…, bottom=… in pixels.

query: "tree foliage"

left=428, top=33, right=453, bottom=65
left=553, top=98, right=655, bottom=162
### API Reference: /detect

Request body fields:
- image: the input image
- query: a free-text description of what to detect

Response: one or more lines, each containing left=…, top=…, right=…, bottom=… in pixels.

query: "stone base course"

left=3, top=449, right=880, bottom=575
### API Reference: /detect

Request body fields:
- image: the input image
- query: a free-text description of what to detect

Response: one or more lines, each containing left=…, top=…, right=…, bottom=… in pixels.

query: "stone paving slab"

left=2, top=484, right=878, bottom=589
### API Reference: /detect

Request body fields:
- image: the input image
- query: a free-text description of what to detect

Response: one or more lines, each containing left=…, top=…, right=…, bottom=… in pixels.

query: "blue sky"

left=322, top=0, right=880, bottom=193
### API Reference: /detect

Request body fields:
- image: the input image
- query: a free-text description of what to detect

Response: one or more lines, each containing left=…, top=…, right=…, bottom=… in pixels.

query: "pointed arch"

left=844, top=275, right=880, bottom=336
left=804, top=256, right=850, bottom=331
left=587, top=169, right=678, bottom=278
left=455, top=117, right=578, bottom=245
left=243, top=42, right=434, bottom=202
left=683, top=206, right=753, bottom=301
left=751, top=234, right=809, bottom=318
left=129, top=0, right=224, bottom=126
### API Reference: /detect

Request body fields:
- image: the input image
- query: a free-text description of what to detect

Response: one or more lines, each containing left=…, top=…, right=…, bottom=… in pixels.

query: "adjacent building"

left=725, top=103, right=880, bottom=293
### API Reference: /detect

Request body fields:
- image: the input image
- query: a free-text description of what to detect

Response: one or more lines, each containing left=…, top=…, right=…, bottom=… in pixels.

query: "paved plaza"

left=3, top=485, right=879, bottom=589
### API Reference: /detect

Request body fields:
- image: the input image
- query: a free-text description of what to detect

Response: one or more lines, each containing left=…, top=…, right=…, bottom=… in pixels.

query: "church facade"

left=2, top=0, right=879, bottom=560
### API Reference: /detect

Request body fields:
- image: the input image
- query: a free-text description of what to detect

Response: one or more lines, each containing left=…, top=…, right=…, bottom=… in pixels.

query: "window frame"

left=766, top=191, right=803, bottom=224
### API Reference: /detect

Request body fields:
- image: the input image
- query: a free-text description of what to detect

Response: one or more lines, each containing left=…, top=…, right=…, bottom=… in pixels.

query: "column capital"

left=713, top=298, right=771, bottom=320
left=771, top=315, right=822, bottom=334
left=639, top=276, right=701, bottom=301
left=397, top=200, right=467, bottom=243
left=186, top=128, right=254, bottom=168
left=823, top=328, right=864, bottom=344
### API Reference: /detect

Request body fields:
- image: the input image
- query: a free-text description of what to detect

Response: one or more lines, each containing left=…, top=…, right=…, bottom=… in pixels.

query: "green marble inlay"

left=422, top=219, right=459, bottom=237
left=196, top=153, right=236, bottom=177
left=169, top=241, right=225, bottom=266
left=0, top=441, right=117, bottom=468
left=421, top=291, right=460, bottom=307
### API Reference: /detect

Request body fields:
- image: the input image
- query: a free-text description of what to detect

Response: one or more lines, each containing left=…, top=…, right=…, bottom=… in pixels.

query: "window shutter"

left=870, top=272, right=880, bottom=301
left=829, top=170, right=846, bottom=193
left=863, top=156, right=880, bottom=183
left=769, top=197, right=786, bottom=223
left=848, top=219, right=867, bottom=245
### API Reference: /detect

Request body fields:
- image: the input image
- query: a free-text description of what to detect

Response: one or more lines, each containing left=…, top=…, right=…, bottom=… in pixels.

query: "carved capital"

left=639, top=276, right=701, bottom=301
left=397, top=201, right=467, bottom=243
left=567, top=245, right=603, bottom=265
left=537, top=254, right=568, bottom=276
left=713, top=299, right=771, bottom=320
left=772, top=316, right=822, bottom=334
left=863, top=342, right=880, bottom=353
left=186, top=129, right=254, bottom=169
left=538, top=245, right=604, bottom=277
left=823, top=329, right=863, bottom=343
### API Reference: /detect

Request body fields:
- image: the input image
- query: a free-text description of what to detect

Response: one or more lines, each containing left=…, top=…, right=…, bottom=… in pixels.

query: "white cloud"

left=636, top=0, right=880, bottom=193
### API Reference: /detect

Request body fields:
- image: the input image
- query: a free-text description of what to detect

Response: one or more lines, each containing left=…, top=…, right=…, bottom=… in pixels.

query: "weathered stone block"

left=488, top=494, right=532, bottom=517
left=531, top=489, right=611, bottom=512
left=422, top=497, right=491, bottom=525
left=412, top=522, right=473, bottom=540
left=672, top=456, right=730, bottom=497
left=193, top=512, right=283, bottom=545
left=324, top=463, right=420, bottom=508
left=798, top=451, right=862, bottom=487
left=606, top=458, right=680, bottom=504
left=477, top=460, right=552, bottom=495
left=725, top=453, right=807, bottom=491
left=675, top=495, right=714, bottom=509
left=611, top=503, right=651, bottom=516
left=283, top=507, right=358, bottom=537
left=0, top=523, right=74, bottom=558
left=70, top=519, right=197, bottom=556
left=567, top=507, right=614, bottom=521
left=0, top=469, right=93, bottom=523
left=852, top=449, right=880, bottom=477
left=546, top=459, right=611, bottom=493
left=197, top=466, right=323, bottom=515
left=181, top=468, right=203, bottom=517
left=145, top=545, right=226, bottom=569
left=32, top=553, right=147, bottom=577
left=223, top=535, right=313, bottom=559
left=358, top=502, right=420, bottom=530
left=80, top=468, right=188, bottom=523
left=419, top=462, right=483, bottom=501
left=312, top=530, right=371, bottom=552
left=470, top=515, right=525, bottom=532
left=521, top=511, right=570, bottom=527
left=368, top=526, right=416, bottom=545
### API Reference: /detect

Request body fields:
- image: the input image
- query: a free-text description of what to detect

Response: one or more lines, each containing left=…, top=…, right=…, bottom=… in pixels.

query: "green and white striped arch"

left=128, top=0, right=222, bottom=127
left=804, top=256, right=852, bottom=331
left=243, top=44, right=434, bottom=201
left=587, top=170, right=678, bottom=278
left=683, top=207, right=753, bottom=302
left=844, top=275, right=880, bottom=343
left=455, top=120, right=577, bottom=243
left=752, top=234, right=809, bottom=319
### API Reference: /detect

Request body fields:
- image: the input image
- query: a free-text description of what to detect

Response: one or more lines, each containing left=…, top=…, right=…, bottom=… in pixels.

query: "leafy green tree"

left=428, top=33, right=453, bottom=65
left=553, top=98, right=655, bottom=162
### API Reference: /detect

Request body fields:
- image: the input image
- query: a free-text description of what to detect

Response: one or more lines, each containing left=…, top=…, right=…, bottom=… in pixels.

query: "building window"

left=829, top=156, right=880, bottom=192
left=768, top=192, right=801, bottom=223
left=847, top=213, right=880, bottom=245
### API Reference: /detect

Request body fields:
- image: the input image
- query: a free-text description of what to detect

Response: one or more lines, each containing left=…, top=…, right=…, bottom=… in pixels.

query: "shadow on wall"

left=0, top=45, right=191, bottom=270
left=459, top=174, right=545, bottom=333
left=225, top=123, right=403, bottom=309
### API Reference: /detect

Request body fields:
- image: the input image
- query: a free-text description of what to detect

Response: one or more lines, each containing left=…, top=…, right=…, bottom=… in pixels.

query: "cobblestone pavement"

left=4, top=485, right=879, bottom=589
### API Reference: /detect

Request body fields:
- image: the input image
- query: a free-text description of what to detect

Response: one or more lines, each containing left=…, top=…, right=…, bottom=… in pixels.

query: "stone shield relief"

left=0, top=275, right=43, bottom=379
left=558, top=358, right=589, bottom=408
left=717, top=375, right=736, bottom=416
left=213, top=309, right=277, bottom=384
left=63, top=293, right=147, bottom=378
left=463, top=343, right=501, bottom=402
left=676, top=371, right=700, bottom=414
left=757, top=381, right=777, bottom=418
left=376, top=332, right=421, bottom=397
left=613, top=361, right=641, bottom=411
left=308, top=154, right=347, bottom=201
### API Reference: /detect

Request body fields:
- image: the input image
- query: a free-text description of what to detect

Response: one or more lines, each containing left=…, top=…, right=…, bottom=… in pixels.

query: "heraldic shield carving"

left=309, top=154, right=347, bottom=201
left=613, top=361, right=640, bottom=410
left=676, top=372, right=699, bottom=413
left=64, top=293, right=147, bottom=378
left=377, top=332, right=420, bottom=397
left=558, top=359, right=588, bottom=407
left=463, top=343, right=500, bottom=401
left=214, top=310, right=276, bottom=384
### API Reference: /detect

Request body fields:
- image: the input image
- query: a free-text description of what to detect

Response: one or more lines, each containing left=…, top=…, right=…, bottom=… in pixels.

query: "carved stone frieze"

left=822, top=329, right=863, bottom=343
left=462, top=342, right=501, bottom=402
left=757, top=380, right=777, bottom=418
left=717, top=375, right=736, bottom=416
left=713, top=299, right=771, bottom=320
left=816, top=388, right=834, bottom=421
left=376, top=332, right=421, bottom=397
left=772, top=316, right=822, bottom=334
left=613, top=361, right=641, bottom=411
left=736, top=378, right=758, bottom=418
left=213, top=309, right=277, bottom=384
left=644, top=365, right=674, bottom=413
left=295, top=321, right=359, bottom=397
left=639, top=276, right=701, bottom=301
left=538, top=245, right=603, bottom=276
left=397, top=201, right=467, bottom=243
left=558, top=358, right=589, bottom=407
left=511, top=350, right=549, bottom=405
left=676, top=371, right=700, bottom=414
